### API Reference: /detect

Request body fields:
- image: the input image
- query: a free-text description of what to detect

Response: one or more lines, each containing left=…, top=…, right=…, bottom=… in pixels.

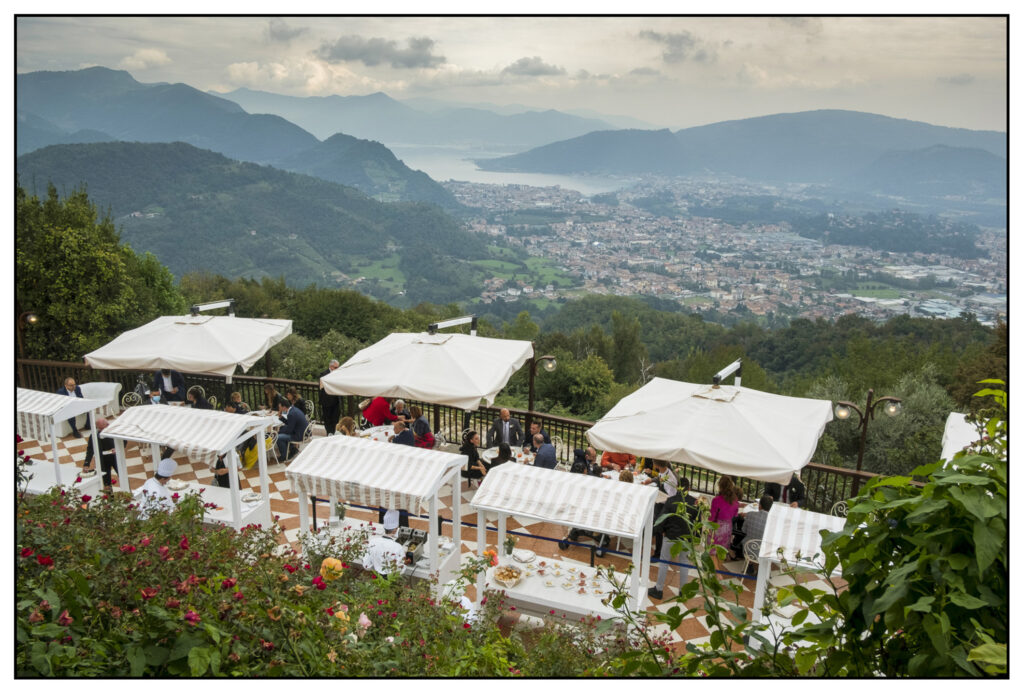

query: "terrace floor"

left=21, top=426, right=836, bottom=651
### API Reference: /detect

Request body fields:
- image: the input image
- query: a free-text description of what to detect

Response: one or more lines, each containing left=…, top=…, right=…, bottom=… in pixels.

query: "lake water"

left=389, top=144, right=636, bottom=196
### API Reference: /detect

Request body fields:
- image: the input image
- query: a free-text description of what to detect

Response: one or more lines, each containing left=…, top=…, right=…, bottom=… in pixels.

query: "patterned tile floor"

left=20, top=426, right=836, bottom=649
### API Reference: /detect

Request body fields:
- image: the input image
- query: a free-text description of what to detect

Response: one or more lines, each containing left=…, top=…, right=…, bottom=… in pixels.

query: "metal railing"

left=16, top=358, right=874, bottom=513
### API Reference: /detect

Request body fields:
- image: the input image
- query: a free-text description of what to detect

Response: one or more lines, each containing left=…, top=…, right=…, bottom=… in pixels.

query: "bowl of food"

left=167, top=479, right=189, bottom=491
left=494, top=565, right=522, bottom=588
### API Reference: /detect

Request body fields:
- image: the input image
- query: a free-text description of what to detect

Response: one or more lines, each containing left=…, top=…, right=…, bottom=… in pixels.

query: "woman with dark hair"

left=410, top=405, right=434, bottom=449
left=459, top=430, right=486, bottom=484
left=187, top=386, right=213, bottom=410
left=709, top=475, right=741, bottom=571
left=263, top=383, right=288, bottom=411
left=491, top=442, right=514, bottom=466
left=284, top=387, right=308, bottom=417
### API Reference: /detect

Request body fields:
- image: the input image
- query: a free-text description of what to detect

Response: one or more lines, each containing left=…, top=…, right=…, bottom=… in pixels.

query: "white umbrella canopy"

left=940, top=412, right=979, bottom=462
left=84, top=315, right=293, bottom=378
left=320, top=332, right=534, bottom=411
left=586, top=377, right=834, bottom=485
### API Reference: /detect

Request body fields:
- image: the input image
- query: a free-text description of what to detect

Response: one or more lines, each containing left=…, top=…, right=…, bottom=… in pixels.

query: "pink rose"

left=183, top=610, right=201, bottom=625
left=57, top=610, right=73, bottom=626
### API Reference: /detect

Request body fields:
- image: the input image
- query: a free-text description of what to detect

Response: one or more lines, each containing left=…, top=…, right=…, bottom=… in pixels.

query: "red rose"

left=312, top=576, right=326, bottom=591
left=57, top=610, right=73, bottom=626
left=20, top=548, right=34, bottom=558
left=37, top=555, right=53, bottom=567
left=120, top=544, right=137, bottom=553
left=234, top=591, right=244, bottom=601
left=179, top=535, right=190, bottom=550
left=260, top=639, right=275, bottom=651
left=140, top=587, right=159, bottom=600
left=283, top=564, right=297, bottom=574
left=81, top=495, right=92, bottom=503
left=165, top=598, right=180, bottom=608
left=141, top=536, right=151, bottom=546
left=221, top=578, right=237, bottom=590
left=183, top=610, right=201, bottom=625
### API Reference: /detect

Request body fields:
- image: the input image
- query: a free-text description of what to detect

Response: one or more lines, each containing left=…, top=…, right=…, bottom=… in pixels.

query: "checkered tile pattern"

left=20, top=420, right=835, bottom=649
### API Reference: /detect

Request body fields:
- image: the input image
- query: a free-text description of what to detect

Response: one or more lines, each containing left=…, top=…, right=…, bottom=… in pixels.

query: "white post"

left=50, top=420, right=61, bottom=485
left=150, top=443, right=162, bottom=474
left=297, top=484, right=310, bottom=537
left=428, top=495, right=439, bottom=574
left=631, top=511, right=644, bottom=611
left=451, top=468, right=462, bottom=550
left=475, top=510, right=487, bottom=602
left=256, top=424, right=269, bottom=499
left=227, top=449, right=242, bottom=530
left=753, top=559, right=770, bottom=622
left=113, top=438, right=129, bottom=492
left=497, top=513, right=507, bottom=559
left=88, top=417, right=100, bottom=479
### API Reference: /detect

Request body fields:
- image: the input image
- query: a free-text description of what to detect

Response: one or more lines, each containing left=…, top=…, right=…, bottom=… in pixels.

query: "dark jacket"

left=486, top=416, right=525, bottom=448
left=533, top=443, right=557, bottom=469
left=279, top=405, right=309, bottom=440
left=152, top=370, right=187, bottom=402
left=653, top=492, right=699, bottom=540
left=765, top=475, right=806, bottom=508
left=56, top=385, right=84, bottom=399
left=392, top=429, right=415, bottom=446
left=318, top=369, right=341, bottom=409
left=525, top=428, right=551, bottom=452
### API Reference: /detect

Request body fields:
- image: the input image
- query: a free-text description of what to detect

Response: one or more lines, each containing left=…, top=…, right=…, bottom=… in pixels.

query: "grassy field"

left=471, top=254, right=576, bottom=288
left=850, top=288, right=903, bottom=299
left=681, top=295, right=714, bottom=306
left=350, top=254, right=407, bottom=292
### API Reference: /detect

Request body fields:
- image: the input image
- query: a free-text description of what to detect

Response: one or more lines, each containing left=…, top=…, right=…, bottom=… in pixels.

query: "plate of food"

left=512, top=548, right=536, bottom=563
left=544, top=579, right=555, bottom=588
left=493, top=565, right=522, bottom=588
left=167, top=479, right=189, bottom=491
left=242, top=491, right=262, bottom=503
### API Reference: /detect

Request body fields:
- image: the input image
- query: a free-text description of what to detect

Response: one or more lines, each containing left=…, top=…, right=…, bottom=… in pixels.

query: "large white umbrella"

left=320, top=332, right=533, bottom=410
left=586, top=377, right=833, bottom=485
left=84, top=315, right=292, bottom=378
left=940, top=412, right=979, bottom=462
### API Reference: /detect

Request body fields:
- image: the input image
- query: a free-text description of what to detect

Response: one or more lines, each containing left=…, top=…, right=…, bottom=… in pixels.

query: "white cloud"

left=117, top=48, right=171, bottom=71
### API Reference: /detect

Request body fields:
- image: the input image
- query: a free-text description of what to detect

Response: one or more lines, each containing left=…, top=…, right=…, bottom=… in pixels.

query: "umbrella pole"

left=224, top=374, right=232, bottom=410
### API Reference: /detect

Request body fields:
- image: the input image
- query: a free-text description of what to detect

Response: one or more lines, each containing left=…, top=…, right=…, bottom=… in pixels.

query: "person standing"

left=709, top=476, right=741, bottom=572
left=486, top=408, right=524, bottom=448
left=83, top=417, right=117, bottom=489
left=319, top=360, right=341, bottom=435
left=56, top=376, right=88, bottom=437
left=361, top=510, right=409, bottom=577
left=648, top=477, right=700, bottom=601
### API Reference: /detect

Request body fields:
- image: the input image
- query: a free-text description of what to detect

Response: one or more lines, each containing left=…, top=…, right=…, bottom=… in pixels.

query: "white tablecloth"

left=480, top=446, right=535, bottom=465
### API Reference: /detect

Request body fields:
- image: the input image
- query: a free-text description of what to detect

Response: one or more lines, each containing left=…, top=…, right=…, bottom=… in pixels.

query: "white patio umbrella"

left=84, top=314, right=293, bottom=380
left=586, top=377, right=833, bottom=485
left=320, top=332, right=533, bottom=411
left=940, top=412, right=980, bottom=463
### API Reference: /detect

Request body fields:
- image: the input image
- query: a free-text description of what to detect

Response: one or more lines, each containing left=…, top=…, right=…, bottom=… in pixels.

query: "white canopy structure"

left=286, top=435, right=466, bottom=589
left=17, top=388, right=106, bottom=496
left=586, top=378, right=834, bottom=485
left=941, top=412, right=981, bottom=463
left=84, top=314, right=292, bottom=378
left=101, top=406, right=276, bottom=529
left=471, top=464, right=658, bottom=617
left=320, top=332, right=534, bottom=410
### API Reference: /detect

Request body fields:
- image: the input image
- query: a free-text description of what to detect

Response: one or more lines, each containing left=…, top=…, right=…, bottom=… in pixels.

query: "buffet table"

left=22, top=460, right=103, bottom=499
left=168, top=480, right=273, bottom=530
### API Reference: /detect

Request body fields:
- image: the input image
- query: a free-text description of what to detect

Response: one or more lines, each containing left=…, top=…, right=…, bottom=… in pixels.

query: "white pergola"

left=101, top=405, right=276, bottom=530
left=17, top=388, right=106, bottom=497
left=470, top=464, right=658, bottom=618
left=285, top=435, right=466, bottom=591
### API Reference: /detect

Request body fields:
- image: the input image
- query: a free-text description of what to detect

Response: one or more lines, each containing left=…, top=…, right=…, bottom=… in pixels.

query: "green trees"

left=16, top=183, right=185, bottom=361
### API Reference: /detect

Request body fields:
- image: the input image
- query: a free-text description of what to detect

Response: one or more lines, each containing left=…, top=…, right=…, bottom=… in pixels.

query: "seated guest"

left=390, top=399, right=413, bottom=423
left=602, top=451, right=636, bottom=471
left=523, top=421, right=551, bottom=452
left=487, top=408, right=524, bottom=448
left=148, top=387, right=163, bottom=405
left=764, top=473, right=806, bottom=508
left=153, top=368, right=186, bottom=403
left=83, top=417, right=116, bottom=489
left=390, top=420, right=415, bottom=446
left=284, top=387, right=308, bottom=417
left=730, top=494, right=774, bottom=559
left=263, top=383, right=288, bottom=411
left=409, top=405, right=434, bottom=449
left=229, top=392, right=249, bottom=414
left=135, top=458, right=178, bottom=519
left=618, top=469, right=634, bottom=483
left=532, top=433, right=557, bottom=469
left=362, top=396, right=398, bottom=427
left=491, top=443, right=514, bottom=466
left=642, top=459, right=679, bottom=497
left=648, top=477, right=700, bottom=600
left=186, top=386, right=213, bottom=410
left=275, top=398, right=309, bottom=462
left=56, top=376, right=88, bottom=437
left=336, top=416, right=357, bottom=436
left=459, top=430, right=486, bottom=482
left=571, top=446, right=599, bottom=475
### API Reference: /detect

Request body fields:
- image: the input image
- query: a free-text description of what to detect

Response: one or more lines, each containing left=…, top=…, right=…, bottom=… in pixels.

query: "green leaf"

left=126, top=645, right=146, bottom=676
left=188, top=647, right=211, bottom=676
left=973, top=518, right=1001, bottom=574
left=905, top=595, right=935, bottom=613
left=791, top=609, right=808, bottom=626
left=948, top=592, right=987, bottom=610
left=967, top=642, right=1006, bottom=667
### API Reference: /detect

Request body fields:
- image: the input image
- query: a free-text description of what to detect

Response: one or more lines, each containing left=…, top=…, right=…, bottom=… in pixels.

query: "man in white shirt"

left=361, top=509, right=408, bottom=577
left=135, top=458, right=177, bottom=519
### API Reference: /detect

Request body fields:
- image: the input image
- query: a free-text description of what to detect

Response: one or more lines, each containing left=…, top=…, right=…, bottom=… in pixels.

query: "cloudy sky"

left=15, top=15, right=1008, bottom=131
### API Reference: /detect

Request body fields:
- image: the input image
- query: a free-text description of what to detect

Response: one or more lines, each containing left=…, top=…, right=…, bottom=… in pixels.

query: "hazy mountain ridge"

left=16, top=141, right=488, bottom=302
left=17, top=67, right=459, bottom=208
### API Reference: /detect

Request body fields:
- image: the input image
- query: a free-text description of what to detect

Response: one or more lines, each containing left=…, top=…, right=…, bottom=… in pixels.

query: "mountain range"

left=16, top=67, right=458, bottom=210
left=16, top=141, right=490, bottom=303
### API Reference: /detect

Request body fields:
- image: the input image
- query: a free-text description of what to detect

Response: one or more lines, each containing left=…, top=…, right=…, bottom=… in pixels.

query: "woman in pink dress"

left=709, top=476, right=741, bottom=572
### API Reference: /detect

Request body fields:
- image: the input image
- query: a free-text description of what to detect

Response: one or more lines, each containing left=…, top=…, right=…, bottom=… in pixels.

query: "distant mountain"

left=17, top=67, right=462, bottom=208
left=271, top=133, right=460, bottom=210
left=844, top=144, right=1006, bottom=199
left=16, top=141, right=489, bottom=303
left=477, top=129, right=691, bottom=175
left=214, top=87, right=614, bottom=147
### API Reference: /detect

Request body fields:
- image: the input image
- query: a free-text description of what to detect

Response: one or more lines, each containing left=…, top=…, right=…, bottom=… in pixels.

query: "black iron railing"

left=16, top=358, right=873, bottom=513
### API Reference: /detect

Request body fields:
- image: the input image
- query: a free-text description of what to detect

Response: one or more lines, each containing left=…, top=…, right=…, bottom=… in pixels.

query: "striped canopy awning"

left=758, top=504, right=846, bottom=566
left=17, top=388, right=106, bottom=442
left=471, top=464, right=658, bottom=539
left=285, top=435, right=466, bottom=512
left=102, top=406, right=268, bottom=465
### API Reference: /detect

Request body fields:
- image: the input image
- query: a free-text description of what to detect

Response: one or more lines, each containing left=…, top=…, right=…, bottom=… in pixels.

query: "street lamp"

left=834, top=388, right=902, bottom=494
left=16, top=310, right=38, bottom=385
left=526, top=353, right=556, bottom=431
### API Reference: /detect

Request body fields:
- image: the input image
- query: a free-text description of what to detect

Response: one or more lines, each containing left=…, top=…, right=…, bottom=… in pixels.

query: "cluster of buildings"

left=446, top=180, right=1007, bottom=326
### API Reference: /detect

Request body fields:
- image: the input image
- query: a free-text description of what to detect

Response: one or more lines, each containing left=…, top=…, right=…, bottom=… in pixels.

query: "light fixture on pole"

left=16, top=310, right=38, bottom=384
left=526, top=353, right=556, bottom=432
left=834, top=388, right=902, bottom=495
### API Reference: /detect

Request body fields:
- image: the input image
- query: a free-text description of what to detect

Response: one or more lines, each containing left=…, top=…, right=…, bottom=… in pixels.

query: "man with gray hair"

left=318, top=359, right=341, bottom=435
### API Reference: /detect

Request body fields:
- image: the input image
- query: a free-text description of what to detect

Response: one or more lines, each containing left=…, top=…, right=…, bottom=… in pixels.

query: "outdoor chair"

left=304, top=399, right=315, bottom=418
left=288, top=421, right=314, bottom=459
left=265, top=429, right=281, bottom=465
left=207, top=395, right=218, bottom=408
left=191, top=385, right=205, bottom=399
left=551, top=435, right=569, bottom=461
left=742, top=537, right=762, bottom=577
left=830, top=500, right=848, bottom=517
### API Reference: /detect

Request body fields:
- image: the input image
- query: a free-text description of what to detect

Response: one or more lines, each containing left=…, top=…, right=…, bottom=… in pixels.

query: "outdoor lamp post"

left=16, top=310, right=38, bottom=385
left=834, top=388, right=902, bottom=495
left=526, top=354, right=556, bottom=432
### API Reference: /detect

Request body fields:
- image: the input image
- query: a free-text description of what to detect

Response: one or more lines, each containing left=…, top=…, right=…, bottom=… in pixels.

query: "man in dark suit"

left=390, top=420, right=415, bottom=446
left=319, top=359, right=341, bottom=435
left=84, top=417, right=117, bottom=489
left=152, top=368, right=186, bottom=403
left=56, top=376, right=88, bottom=437
left=276, top=399, right=309, bottom=461
left=524, top=420, right=551, bottom=452
left=486, top=408, right=524, bottom=448
left=532, top=433, right=557, bottom=469
left=765, top=473, right=806, bottom=508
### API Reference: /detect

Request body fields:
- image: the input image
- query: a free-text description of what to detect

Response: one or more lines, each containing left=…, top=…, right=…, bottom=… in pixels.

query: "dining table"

left=357, top=425, right=396, bottom=444
left=600, top=469, right=668, bottom=504
left=480, top=446, right=535, bottom=465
